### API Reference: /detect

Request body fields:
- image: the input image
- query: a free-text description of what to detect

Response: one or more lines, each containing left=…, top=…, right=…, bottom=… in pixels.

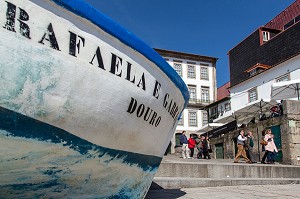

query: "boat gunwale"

left=50, top=0, right=189, bottom=107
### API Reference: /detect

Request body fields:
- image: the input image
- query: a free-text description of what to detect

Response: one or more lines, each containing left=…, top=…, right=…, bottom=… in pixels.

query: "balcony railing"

left=188, top=98, right=214, bottom=106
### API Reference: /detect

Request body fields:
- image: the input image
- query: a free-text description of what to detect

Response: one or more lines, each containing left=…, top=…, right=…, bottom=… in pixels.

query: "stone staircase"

left=151, top=156, right=300, bottom=189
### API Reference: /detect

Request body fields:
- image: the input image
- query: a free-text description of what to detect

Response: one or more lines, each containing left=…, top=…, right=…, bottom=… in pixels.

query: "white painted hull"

left=0, top=0, right=188, bottom=198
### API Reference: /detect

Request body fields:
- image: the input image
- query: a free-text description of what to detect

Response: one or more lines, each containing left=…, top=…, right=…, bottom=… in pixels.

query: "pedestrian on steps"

left=234, top=130, right=252, bottom=164
left=180, top=131, right=190, bottom=159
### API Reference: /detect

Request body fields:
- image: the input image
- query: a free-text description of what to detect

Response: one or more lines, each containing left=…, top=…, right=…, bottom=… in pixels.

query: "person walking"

left=260, top=129, right=268, bottom=163
left=195, top=135, right=203, bottom=159
left=245, top=131, right=255, bottom=163
left=206, top=136, right=211, bottom=159
left=261, top=129, right=278, bottom=164
left=201, top=136, right=209, bottom=159
left=180, top=131, right=190, bottom=159
left=234, top=130, right=252, bottom=163
left=188, top=135, right=196, bottom=158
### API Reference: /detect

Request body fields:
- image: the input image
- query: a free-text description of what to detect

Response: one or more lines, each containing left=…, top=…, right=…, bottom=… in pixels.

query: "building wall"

left=209, top=100, right=300, bottom=165
left=217, top=82, right=230, bottom=100
left=230, top=54, right=300, bottom=112
left=211, top=1, right=300, bottom=164
left=217, top=100, right=231, bottom=116
left=161, top=56, right=217, bottom=154
left=264, top=0, right=300, bottom=30
left=229, top=21, right=300, bottom=87
left=281, top=100, right=300, bottom=165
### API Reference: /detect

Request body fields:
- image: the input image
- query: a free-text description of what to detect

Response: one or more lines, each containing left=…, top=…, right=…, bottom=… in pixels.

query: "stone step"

left=156, top=162, right=300, bottom=179
left=152, top=177, right=300, bottom=189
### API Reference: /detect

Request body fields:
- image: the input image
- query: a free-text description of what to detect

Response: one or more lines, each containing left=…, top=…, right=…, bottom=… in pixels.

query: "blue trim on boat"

left=0, top=106, right=161, bottom=171
left=50, top=0, right=189, bottom=107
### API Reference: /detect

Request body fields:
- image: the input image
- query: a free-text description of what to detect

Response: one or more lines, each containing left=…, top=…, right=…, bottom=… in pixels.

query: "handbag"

left=260, top=139, right=268, bottom=146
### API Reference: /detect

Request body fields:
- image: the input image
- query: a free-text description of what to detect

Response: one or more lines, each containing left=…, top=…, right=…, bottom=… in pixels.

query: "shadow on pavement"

left=149, top=181, right=164, bottom=190
left=145, top=182, right=186, bottom=199
left=145, top=189, right=186, bottom=199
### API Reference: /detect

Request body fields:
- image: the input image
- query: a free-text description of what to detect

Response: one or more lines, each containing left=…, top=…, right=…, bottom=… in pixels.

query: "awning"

left=234, top=98, right=278, bottom=124
left=204, top=120, right=237, bottom=138
left=195, top=123, right=224, bottom=133
left=271, top=79, right=300, bottom=100
left=212, top=99, right=278, bottom=126
left=197, top=99, right=279, bottom=136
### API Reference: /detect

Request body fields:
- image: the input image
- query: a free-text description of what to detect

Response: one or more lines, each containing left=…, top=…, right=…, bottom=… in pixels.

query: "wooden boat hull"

left=0, top=0, right=189, bottom=198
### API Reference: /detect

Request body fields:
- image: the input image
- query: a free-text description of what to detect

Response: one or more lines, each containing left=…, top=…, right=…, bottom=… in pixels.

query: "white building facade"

left=155, top=49, right=217, bottom=154
left=230, top=55, right=300, bottom=113
left=192, top=1, right=300, bottom=161
left=225, top=2, right=300, bottom=123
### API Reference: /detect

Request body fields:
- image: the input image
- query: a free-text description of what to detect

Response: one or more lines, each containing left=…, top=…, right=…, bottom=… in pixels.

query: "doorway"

left=215, top=143, right=224, bottom=159
left=269, top=125, right=283, bottom=162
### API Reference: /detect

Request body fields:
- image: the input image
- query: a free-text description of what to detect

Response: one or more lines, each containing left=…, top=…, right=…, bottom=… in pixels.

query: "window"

left=284, top=14, right=300, bottom=29
left=225, top=102, right=231, bottom=112
left=188, top=111, right=198, bottom=127
left=246, top=64, right=271, bottom=77
left=210, top=106, right=218, bottom=122
left=175, top=133, right=182, bottom=146
left=296, top=15, right=300, bottom=23
left=201, top=87, right=210, bottom=103
left=200, top=66, right=209, bottom=80
left=219, top=105, right=224, bottom=115
left=249, top=68, right=258, bottom=77
left=177, top=113, right=184, bottom=126
left=249, top=68, right=266, bottom=77
left=284, top=19, right=295, bottom=30
left=202, top=111, right=208, bottom=126
left=188, top=85, right=197, bottom=101
left=211, top=106, right=218, bottom=116
left=173, top=63, right=182, bottom=77
left=248, top=88, right=257, bottom=102
left=276, top=74, right=289, bottom=82
left=187, top=65, right=196, bottom=78
left=262, top=31, right=270, bottom=42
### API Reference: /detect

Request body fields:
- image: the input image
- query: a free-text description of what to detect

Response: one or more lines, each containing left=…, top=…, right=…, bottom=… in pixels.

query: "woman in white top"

left=261, top=129, right=278, bottom=164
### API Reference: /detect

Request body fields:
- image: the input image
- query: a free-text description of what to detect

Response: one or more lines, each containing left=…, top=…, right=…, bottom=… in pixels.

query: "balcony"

left=188, top=98, right=214, bottom=108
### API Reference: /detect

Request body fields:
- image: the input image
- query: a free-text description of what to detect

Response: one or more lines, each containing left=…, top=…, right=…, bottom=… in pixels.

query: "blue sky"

left=85, top=0, right=295, bottom=87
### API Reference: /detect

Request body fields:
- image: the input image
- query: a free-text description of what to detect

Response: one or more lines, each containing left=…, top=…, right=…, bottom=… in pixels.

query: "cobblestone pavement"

left=145, top=184, right=300, bottom=199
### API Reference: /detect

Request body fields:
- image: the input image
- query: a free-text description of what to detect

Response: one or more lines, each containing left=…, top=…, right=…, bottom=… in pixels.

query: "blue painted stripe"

left=0, top=106, right=161, bottom=171
left=49, top=0, right=189, bottom=107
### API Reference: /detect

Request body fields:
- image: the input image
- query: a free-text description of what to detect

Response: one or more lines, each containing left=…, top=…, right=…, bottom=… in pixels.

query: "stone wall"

left=209, top=100, right=300, bottom=165
left=284, top=100, right=300, bottom=165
